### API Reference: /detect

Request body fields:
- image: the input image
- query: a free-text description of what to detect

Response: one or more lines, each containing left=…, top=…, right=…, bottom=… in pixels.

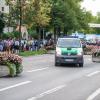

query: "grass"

left=19, top=49, right=47, bottom=57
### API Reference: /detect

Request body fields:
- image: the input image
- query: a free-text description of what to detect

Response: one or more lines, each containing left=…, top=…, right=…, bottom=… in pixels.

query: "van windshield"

left=57, top=38, right=81, bottom=48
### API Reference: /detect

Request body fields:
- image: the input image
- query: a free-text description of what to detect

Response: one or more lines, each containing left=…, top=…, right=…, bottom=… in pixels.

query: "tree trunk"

left=54, top=27, right=57, bottom=43
left=38, top=27, right=41, bottom=40
left=64, top=27, right=68, bottom=36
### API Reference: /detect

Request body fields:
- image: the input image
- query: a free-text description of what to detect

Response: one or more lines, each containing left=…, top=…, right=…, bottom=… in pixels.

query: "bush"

left=19, top=49, right=47, bottom=57
left=2, top=32, right=15, bottom=39
left=28, top=30, right=38, bottom=39
left=13, top=31, right=20, bottom=38
left=6, top=62, right=16, bottom=77
left=16, top=63, right=23, bottom=74
left=2, top=31, right=20, bottom=39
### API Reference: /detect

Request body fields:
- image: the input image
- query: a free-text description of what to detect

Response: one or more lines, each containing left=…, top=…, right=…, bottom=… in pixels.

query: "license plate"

left=65, top=59, right=73, bottom=62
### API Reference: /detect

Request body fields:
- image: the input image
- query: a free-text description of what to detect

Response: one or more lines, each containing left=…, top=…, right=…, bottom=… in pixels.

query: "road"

left=0, top=54, right=100, bottom=100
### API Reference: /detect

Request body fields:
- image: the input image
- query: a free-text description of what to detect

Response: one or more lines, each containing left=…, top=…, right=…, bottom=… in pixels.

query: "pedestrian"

left=21, top=39, right=25, bottom=51
left=14, top=39, right=20, bottom=54
left=32, top=39, right=35, bottom=51
left=10, top=39, right=14, bottom=53
left=0, top=40, right=3, bottom=52
left=6, top=39, right=12, bottom=54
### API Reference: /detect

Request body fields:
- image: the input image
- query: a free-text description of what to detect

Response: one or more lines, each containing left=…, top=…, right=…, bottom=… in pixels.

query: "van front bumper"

left=55, top=55, right=83, bottom=64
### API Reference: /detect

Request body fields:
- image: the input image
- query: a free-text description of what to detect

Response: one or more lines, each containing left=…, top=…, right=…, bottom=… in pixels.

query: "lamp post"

left=18, top=0, right=22, bottom=39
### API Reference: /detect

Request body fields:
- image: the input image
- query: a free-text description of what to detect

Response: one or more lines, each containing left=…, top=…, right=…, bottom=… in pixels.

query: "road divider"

left=0, top=81, right=31, bottom=92
left=87, top=88, right=100, bottom=100
left=27, top=67, right=49, bottom=73
left=87, top=71, right=100, bottom=77
left=27, top=84, right=66, bottom=100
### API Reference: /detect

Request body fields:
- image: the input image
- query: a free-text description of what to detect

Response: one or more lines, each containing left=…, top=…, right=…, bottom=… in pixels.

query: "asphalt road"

left=0, top=54, right=100, bottom=100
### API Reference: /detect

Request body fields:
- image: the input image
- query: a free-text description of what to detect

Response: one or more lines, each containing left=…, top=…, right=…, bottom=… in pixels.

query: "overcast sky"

left=81, top=0, right=100, bottom=16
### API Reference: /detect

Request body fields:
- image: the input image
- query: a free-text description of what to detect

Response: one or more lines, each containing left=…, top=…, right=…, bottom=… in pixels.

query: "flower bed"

left=0, top=52, right=23, bottom=77
left=92, top=51, right=100, bottom=62
left=83, top=45, right=93, bottom=55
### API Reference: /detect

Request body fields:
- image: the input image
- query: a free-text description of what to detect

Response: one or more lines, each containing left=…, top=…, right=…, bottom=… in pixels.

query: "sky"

left=81, top=0, right=100, bottom=16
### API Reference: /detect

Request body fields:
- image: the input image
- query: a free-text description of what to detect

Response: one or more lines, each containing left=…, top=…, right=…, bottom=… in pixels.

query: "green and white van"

left=55, top=37, right=84, bottom=67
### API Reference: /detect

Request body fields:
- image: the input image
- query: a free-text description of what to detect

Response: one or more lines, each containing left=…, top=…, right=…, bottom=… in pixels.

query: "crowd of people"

left=0, top=38, right=54, bottom=54
left=81, top=39, right=100, bottom=54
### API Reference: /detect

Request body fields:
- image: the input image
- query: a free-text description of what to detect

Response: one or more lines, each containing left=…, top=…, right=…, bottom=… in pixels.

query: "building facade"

left=0, top=0, right=28, bottom=39
left=0, top=0, right=14, bottom=33
left=0, top=0, right=9, bottom=14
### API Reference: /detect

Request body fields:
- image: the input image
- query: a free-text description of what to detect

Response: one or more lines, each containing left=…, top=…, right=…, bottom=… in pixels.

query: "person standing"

left=0, top=40, right=3, bottom=52
left=6, top=39, right=12, bottom=54
left=14, top=39, right=20, bottom=54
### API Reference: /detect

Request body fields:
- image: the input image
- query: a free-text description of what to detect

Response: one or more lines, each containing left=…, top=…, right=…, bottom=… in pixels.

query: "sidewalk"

left=0, top=65, right=9, bottom=77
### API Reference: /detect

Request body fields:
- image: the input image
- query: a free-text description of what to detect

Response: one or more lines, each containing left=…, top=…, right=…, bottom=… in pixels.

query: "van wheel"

left=79, top=63, right=83, bottom=67
left=55, top=62, right=60, bottom=66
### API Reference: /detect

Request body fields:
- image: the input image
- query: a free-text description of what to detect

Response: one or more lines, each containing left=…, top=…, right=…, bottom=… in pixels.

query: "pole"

left=19, top=0, right=22, bottom=39
left=8, top=2, right=10, bottom=32
left=43, top=28, right=44, bottom=41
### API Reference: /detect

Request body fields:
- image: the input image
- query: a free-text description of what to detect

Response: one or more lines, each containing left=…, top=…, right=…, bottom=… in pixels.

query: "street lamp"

left=18, top=0, right=22, bottom=39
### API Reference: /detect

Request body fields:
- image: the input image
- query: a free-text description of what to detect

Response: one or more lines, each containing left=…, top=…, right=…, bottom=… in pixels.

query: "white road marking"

left=0, top=81, right=31, bottom=92
left=27, top=67, right=49, bottom=73
left=87, top=88, right=100, bottom=100
left=87, top=71, right=100, bottom=77
left=27, top=84, right=66, bottom=100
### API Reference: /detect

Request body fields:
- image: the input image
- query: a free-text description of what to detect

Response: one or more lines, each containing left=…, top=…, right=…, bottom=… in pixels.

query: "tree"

left=0, top=13, right=5, bottom=38
left=5, top=0, right=95, bottom=39
left=5, top=0, right=52, bottom=39
left=30, top=0, right=52, bottom=39
left=51, top=0, right=82, bottom=35
left=50, top=0, right=93, bottom=35
left=93, top=13, right=100, bottom=34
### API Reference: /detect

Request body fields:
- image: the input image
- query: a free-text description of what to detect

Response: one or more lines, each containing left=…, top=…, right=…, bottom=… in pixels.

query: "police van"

left=55, top=37, right=84, bottom=67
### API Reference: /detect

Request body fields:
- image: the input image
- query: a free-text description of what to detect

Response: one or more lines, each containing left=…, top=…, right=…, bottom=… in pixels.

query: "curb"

left=47, top=50, right=55, bottom=54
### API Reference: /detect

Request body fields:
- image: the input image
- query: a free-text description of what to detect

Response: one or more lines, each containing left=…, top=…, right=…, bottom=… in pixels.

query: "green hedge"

left=19, top=49, right=47, bottom=57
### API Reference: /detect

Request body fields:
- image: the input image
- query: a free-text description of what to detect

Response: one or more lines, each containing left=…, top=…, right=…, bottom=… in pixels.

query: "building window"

left=2, top=7, right=4, bottom=11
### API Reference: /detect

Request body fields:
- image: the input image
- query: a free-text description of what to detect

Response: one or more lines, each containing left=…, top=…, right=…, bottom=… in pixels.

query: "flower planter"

left=92, top=52, right=100, bottom=62
left=83, top=47, right=92, bottom=55
left=0, top=65, right=9, bottom=77
left=0, top=52, right=23, bottom=77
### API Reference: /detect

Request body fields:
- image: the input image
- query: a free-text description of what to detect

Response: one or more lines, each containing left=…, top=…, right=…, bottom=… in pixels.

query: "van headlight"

left=56, top=47, right=61, bottom=56
left=77, top=48, right=83, bottom=56
left=77, top=51, right=83, bottom=56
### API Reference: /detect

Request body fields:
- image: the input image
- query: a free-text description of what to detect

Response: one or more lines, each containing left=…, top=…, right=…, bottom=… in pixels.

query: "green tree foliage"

left=5, top=0, right=94, bottom=38
left=5, top=0, right=52, bottom=28
left=28, top=0, right=52, bottom=39
left=51, top=0, right=93, bottom=35
left=93, top=13, right=100, bottom=34
left=5, top=0, right=18, bottom=27
left=33, top=0, right=52, bottom=27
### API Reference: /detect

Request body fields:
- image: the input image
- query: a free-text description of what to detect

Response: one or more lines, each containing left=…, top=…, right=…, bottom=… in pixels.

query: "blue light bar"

left=60, top=36, right=79, bottom=38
